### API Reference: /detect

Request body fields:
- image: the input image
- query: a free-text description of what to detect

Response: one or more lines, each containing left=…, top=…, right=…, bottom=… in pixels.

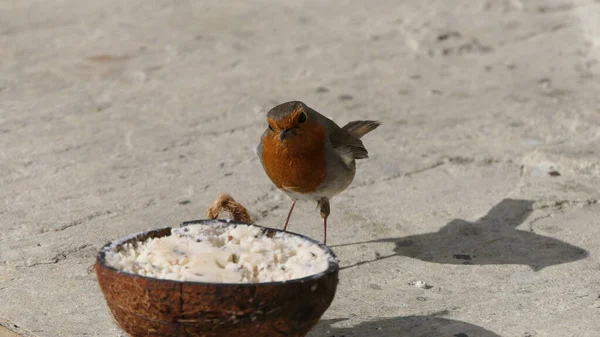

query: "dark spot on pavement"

left=453, top=254, right=473, bottom=260
left=548, top=170, right=561, bottom=177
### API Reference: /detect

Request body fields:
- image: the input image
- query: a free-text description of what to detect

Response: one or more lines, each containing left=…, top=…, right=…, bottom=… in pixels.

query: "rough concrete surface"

left=1, top=0, right=600, bottom=336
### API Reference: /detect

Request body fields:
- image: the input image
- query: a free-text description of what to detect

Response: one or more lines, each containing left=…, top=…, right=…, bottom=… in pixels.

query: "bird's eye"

left=297, top=112, right=307, bottom=123
left=268, top=124, right=274, bottom=132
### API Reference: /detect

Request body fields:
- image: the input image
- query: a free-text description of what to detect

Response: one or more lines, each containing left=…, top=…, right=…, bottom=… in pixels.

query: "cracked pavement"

left=1, top=0, right=600, bottom=336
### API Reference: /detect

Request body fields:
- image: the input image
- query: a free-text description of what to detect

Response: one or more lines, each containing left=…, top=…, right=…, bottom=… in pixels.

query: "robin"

left=256, top=101, right=380, bottom=244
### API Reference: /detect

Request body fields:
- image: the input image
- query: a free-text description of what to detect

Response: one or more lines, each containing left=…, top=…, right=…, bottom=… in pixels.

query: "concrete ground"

left=1, top=0, right=600, bottom=336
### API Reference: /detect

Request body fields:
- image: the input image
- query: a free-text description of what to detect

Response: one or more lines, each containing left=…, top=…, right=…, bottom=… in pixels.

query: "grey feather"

left=333, top=144, right=368, bottom=166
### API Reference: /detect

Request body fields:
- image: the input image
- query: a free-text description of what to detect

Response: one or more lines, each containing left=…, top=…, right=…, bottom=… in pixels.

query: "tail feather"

left=342, top=120, right=381, bottom=139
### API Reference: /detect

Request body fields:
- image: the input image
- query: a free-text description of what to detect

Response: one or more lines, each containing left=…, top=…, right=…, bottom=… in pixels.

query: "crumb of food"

left=104, top=224, right=334, bottom=283
left=412, top=280, right=432, bottom=289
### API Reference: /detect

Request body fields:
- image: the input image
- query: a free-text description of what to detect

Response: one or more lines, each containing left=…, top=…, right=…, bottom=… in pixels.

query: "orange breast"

left=261, top=122, right=327, bottom=194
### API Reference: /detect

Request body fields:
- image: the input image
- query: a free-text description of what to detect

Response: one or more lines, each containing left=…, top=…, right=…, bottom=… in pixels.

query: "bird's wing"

left=310, top=109, right=370, bottom=164
left=332, top=120, right=381, bottom=164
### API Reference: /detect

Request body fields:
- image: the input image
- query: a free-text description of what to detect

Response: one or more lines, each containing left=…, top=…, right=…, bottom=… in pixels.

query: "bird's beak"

left=279, top=129, right=292, bottom=141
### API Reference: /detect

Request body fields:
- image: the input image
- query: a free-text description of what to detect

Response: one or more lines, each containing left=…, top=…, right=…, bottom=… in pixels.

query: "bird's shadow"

left=336, top=199, right=588, bottom=271
left=309, top=314, right=502, bottom=337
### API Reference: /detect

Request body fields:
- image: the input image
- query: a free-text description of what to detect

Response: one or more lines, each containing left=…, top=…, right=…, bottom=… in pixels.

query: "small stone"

left=412, top=280, right=433, bottom=289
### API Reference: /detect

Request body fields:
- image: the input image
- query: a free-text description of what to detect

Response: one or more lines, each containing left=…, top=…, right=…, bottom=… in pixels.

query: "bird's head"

left=265, top=101, right=312, bottom=141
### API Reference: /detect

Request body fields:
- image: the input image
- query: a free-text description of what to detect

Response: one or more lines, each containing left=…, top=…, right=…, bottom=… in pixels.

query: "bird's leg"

left=282, top=200, right=296, bottom=232
left=318, top=197, right=330, bottom=245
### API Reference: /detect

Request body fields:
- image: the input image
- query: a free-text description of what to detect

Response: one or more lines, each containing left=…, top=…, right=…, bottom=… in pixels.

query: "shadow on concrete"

left=309, top=314, right=502, bottom=337
left=335, top=199, right=588, bottom=271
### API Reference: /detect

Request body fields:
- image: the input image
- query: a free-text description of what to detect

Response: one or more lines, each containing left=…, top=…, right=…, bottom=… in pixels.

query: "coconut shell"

left=95, top=220, right=339, bottom=337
